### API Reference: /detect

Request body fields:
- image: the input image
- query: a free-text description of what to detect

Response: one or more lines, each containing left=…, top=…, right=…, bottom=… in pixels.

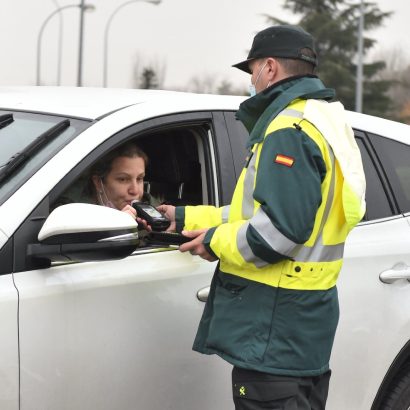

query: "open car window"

left=138, top=127, right=208, bottom=206
left=52, top=124, right=212, bottom=212
left=369, top=132, right=410, bottom=214
left=4, top=111, right=231, bottom=274
left=355, top=136, right=394, bottom=221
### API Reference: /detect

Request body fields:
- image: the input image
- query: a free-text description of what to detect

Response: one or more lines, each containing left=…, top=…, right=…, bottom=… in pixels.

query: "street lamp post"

left=355, top=0, right=364, bottom=113
left=78, top=0, right=87, bottom=87
left=102, top=0, right=161, bottom=88
left=52, top=0, right=63, bottom=86
left=37, top=4, right=78, bottom=86
left=36, top=3, right=95, bottom=87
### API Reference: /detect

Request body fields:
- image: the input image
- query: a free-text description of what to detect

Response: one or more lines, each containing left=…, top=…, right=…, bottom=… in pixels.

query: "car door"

left=0, top=273, right=19, bottom=410
left=328, top=130, right=410, bottom=409
left=10, top=111, right=236, bottom=410
left=222, top=111, right=410, bottom=409
left=0, top=110, right=91, bottom=410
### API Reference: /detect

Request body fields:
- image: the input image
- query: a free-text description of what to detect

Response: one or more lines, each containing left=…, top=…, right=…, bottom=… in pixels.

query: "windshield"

left=0, top=113, right=69, bottom=167
left=0, top=110, right=91, bottom=205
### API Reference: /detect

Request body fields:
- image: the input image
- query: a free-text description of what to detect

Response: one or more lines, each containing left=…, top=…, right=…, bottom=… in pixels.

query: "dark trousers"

left=232, top=366, right=331, bottom=410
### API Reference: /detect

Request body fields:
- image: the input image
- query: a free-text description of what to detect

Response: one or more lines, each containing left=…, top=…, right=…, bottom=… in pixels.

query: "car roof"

left=346, top=110, right=410, bottom=144
left=0, top=86, right=245, bottom=120
left=0, top=86, right=408, bottom=143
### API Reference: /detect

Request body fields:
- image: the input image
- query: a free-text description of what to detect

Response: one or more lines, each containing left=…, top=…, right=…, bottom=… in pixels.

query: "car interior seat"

left=139, top=129, right=203, bottom=206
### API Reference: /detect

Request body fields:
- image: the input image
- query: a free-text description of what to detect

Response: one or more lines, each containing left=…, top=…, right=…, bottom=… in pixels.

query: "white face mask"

left=249, top=60, right=271, bottom=97
left=249, top=84, right=257, bottom=98
left=97, top=178, right=116, bottom=209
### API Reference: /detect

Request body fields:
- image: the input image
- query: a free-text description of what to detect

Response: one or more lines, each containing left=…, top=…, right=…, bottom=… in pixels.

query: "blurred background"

left=1, top=0, right=409, bottom=122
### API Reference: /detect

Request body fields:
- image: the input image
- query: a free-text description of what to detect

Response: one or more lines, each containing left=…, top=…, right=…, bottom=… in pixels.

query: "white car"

left=0, top=86, right=410, bottom=410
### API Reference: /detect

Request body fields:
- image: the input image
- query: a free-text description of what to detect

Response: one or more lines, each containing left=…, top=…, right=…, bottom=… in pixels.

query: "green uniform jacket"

left=176, top=75, right=352, bottom=376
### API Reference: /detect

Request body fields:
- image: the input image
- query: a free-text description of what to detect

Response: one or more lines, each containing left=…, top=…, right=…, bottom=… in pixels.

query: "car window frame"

left=354, top=130, right=400, bottom=222
left=222, top=110, right=249, bottom=180
left=367, top=131, right=410, bottom=215
left=6, top=111, right=236, bottom=274
left=49, top=112, right=222, bottom=207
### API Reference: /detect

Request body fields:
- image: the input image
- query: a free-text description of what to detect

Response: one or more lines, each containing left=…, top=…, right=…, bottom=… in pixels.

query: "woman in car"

left=55, top=142, right=151, bottom=222
left=88, top=142, right=149, bottom=219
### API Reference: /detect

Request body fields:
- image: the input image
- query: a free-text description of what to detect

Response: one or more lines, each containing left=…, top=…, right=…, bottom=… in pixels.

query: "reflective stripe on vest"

left=279, top=108, right=304, bottom=119
left=242, top=148, right=258, bottom=219
left=237, top=206, right=304, bottom=268
left=237, top=222, right=267, bottom=268
left=221, top=205, right=230, bottom=223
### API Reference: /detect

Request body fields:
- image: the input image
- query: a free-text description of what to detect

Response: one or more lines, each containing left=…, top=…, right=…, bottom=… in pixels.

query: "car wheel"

left=380, top=364, right=410, bottom=410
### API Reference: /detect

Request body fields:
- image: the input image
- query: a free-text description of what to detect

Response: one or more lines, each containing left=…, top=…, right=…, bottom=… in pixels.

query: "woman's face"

left=94, top=155, right=145, bottom=210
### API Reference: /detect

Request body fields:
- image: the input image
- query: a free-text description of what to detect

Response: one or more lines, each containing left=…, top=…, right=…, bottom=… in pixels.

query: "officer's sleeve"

left=205, top=127, right=326, bottom=266
left=175, top=205, right=230, bottom=233
left=249, top=128, right=326, bottom=263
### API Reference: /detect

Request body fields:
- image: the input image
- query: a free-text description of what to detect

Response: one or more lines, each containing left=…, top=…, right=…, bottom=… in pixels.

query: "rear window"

left=355, top=137, right=393, bottom=220
left=0, top=110, right=91, bottom=205
left=369, top=133, right=410, bottom=213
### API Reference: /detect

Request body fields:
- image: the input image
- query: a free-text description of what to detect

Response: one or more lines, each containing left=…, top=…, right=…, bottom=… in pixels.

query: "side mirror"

left=28, top=203, right=139, bottom=263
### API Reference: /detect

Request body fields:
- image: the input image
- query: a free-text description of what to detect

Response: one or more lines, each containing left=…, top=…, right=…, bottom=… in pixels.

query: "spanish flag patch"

left=274, top=154, right=294, bottom=167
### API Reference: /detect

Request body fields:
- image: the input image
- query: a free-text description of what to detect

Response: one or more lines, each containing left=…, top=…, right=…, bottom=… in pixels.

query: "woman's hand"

left=121, top=204, right=151, bottom=231
left=121, top=204, right=137, bottom=218
left=136, top=216, right=152, bottom=231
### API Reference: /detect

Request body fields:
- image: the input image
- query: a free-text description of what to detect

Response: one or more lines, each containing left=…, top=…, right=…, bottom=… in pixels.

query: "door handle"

left=197, top=286, right=210, bottom=302
left=379, top=263, right=410, bottom=284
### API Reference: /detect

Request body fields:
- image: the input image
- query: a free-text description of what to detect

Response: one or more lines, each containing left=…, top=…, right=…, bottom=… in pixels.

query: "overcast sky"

left=1, top=0, right=409, bottom=91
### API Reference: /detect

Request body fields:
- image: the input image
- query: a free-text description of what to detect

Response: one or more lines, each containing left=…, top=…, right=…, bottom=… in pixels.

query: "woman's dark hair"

left=90, top=142, right=148, bottom=181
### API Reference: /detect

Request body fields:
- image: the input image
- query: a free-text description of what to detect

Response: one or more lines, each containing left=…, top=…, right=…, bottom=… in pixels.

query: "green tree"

left=374, top=49, right=410, bottom=123
left=266, top=0, right=392, bottom=117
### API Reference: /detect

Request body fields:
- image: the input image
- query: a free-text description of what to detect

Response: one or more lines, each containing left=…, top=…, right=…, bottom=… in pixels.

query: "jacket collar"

left=236, top=75, right=335, bottom=147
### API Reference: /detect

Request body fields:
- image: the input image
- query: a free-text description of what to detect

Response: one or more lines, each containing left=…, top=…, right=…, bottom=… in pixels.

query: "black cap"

left=233, top=25, right=318, bottom=74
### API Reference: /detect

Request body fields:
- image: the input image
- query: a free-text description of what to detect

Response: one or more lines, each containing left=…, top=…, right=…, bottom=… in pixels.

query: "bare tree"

left=133, top=53, right=166, bottom=89
left=187, top=74, right=219, bottom=94
left=186, top=75, right=247, bottom=96
left=217, top=80, right=248, bottom=96
left=140, top=67, right=158, bottom=89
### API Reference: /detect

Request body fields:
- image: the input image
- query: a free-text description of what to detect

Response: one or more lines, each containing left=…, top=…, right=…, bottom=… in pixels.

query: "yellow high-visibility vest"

left=183, top=99, right=366, bottom=291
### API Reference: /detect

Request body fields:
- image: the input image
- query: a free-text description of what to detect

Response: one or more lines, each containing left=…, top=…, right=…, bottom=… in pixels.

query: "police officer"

left=158, top=25, right=366, bottom=410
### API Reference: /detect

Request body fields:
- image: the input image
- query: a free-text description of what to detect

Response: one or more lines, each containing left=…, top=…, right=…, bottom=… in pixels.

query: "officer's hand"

left=179, top=229, right=217, bottom=262
left=157, top=204, right=176, bottom=232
